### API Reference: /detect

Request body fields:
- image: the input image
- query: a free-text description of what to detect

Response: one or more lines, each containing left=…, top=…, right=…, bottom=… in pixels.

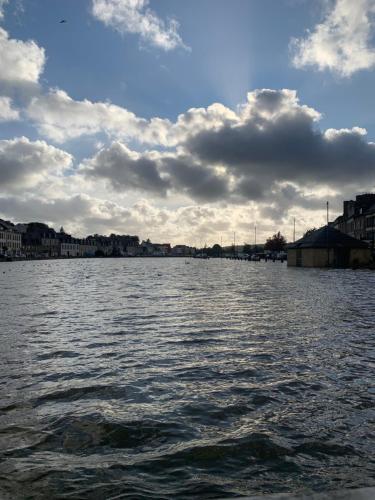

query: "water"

left=0, top=258, right=374, bottom=499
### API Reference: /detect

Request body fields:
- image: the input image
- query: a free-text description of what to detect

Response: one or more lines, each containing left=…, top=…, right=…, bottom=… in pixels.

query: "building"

left=20, top=222, right=58, bottom=257
left=109, top=234, right=139, bottom=256
left=57, top=229, right=82, bottom=257
left=171, top=245, right=195, bottom=257
left=0, top=220, right=22, bottom=257
left=154, top=243, right=171, bottom=256
left=332, top=193, right=375, bottom=248
left=41, top=236, right=60, bottom=258
left=80, top=240, right=97, bottom=257
left=60, top=241, right=81, bottom=257
left=287, top=225, right=372, bottom=268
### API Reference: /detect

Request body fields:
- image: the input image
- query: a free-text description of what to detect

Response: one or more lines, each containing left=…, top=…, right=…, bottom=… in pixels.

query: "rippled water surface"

left=0, top=258, right=374, bottom=499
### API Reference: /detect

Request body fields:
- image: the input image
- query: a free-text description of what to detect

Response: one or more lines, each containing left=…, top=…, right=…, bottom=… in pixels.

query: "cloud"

left=3, top=89, right=375, bottom=244
left=0, top=194, right=254, bottom=245
left=73, top=89, right=375, bottom=209
left=91, top=0, right=188, bottom=51
left=81, top=142, right=170, bottom=195
left=291, top=0, right=375, bottom=77
left=27, top=89, right=172, bottom=144
left=184, top=89, right=375, bottom=191
left=26, top=89, right=237, bottom=146
left=161, top=155, right=230, bottom=201
left=0, top=27, right=45, bottom=86
left=80, top=142, right=230, bottom=201
left=0, top=136, right=72, bottom=191
left=0, top=96, right=19, bottom=121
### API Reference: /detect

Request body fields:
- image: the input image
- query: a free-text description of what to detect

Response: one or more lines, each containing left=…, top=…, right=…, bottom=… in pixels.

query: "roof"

left=0, top=219, right=17, bottom=232
left=288, top=225, right=369, bottom=250
left=365, top=202, right=375, bottom=216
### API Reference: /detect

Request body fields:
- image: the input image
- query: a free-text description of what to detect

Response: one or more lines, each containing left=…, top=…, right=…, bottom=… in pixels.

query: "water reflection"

left=0, top=259, right=374, bottom=499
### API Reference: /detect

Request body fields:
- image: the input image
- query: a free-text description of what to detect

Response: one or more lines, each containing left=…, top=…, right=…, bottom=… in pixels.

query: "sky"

left=1, top=0, right=375, bottom=246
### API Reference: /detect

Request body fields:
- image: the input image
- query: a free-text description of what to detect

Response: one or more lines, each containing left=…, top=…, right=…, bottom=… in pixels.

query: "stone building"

left=332, top=193, right=375, bottom=248
left=287, top=225, right=371, bottom=268
left=80, top=240, right=97, bottom=257
left=20, top=222, right=58, bottom=257
left=171, top=245, right=195, bottom=257
left=0, top=220, right=22, bottom=256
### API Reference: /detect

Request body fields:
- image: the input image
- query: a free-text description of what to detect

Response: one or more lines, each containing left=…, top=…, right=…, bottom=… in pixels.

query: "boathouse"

left=287, top=225, right=372, bottom=268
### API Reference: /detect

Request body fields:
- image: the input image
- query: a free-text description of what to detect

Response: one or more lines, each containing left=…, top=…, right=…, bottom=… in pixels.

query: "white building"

left=80, top=241, right=97, bottom=257
left=0, top=220, right=22, bottom=256
left=60, top=242, right=80, bottom=257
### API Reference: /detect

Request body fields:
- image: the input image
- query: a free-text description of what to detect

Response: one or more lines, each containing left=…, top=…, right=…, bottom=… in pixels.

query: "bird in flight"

left=59, top=19, right=67, bottom=23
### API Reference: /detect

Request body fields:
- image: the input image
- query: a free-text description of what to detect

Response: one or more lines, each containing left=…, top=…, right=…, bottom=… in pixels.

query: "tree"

left=243, top=243, right=253, bottom=255
left=210, top=243, right=222, bottom=257
left=264, top=232, right=287, bottom=252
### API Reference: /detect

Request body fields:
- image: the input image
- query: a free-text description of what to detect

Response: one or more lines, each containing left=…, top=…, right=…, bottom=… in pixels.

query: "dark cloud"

left=0, top=194, right=93, bottom=227
left=0, top=136, right=72, bottom=190
left=81, top=143, right=230, bottom=202
left=79, top=90, right=375, bottom=212
left=185, top=109, right=375, bottom=189
left=81, top=142, right=170, bottom=196
left=162, top=155, right=230, bottom=201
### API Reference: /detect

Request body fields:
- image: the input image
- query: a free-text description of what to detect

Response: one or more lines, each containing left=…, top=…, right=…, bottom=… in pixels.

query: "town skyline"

left=2, top=191, right=375, bottom=258
left=1, top=1, right=375, bottom=246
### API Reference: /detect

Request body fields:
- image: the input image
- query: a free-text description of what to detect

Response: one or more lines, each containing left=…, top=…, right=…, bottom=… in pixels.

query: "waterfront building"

left=154, top=243, right=171, bottom=256
left=60, top=241, right=81, bottom=257
left=0, top=220, right=22, bottom=257
left=21, top=222, right=59, bottom=257
left=109, top=234, right=139, bottom=256
left=126, top=244, right=141, bottom=256
left=171, top=245, right=195, bottom=257
left=41, top=236, right=60, bottom=258
left=140, top=240, right=156, bottom=256
left=87, top=236, right=113, bottom=256
left=287, top=225, right=371, bottom=268
left=79, top=240, right=97, bottom=257
left=332, top=193, right=375, bottom=248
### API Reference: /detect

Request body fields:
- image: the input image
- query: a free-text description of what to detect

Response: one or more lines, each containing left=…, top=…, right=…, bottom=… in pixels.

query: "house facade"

left=0, top=220, right=22, bottom=256
left=332, top=193, right=375, bottom=248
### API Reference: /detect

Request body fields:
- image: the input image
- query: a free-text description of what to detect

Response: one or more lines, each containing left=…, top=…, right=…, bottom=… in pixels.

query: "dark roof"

left=0, top=219, right=16, bottom=231
left=365, top=202, right=375, bottom=215
left=288, top=225, right=369, bottom=250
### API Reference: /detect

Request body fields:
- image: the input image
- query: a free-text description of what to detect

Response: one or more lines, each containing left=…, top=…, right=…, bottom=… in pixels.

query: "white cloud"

left=26, top=89, right=172, bottom=144
left=0, top=27, right=45, bottom=85
left=26, top=88, right=322, bottom=149
left=91, top=0, right=188, bottom=51
left=291, top=0, right=375, bottom=77
left=0, top=136, right=72, bottom=191
left=25, top=88, right=247, bottom=146
left=0, top=96, right=19, bottom=121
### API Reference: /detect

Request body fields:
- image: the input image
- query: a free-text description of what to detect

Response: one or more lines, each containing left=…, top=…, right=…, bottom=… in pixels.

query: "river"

left=0, top=258, right=374, bottom=499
